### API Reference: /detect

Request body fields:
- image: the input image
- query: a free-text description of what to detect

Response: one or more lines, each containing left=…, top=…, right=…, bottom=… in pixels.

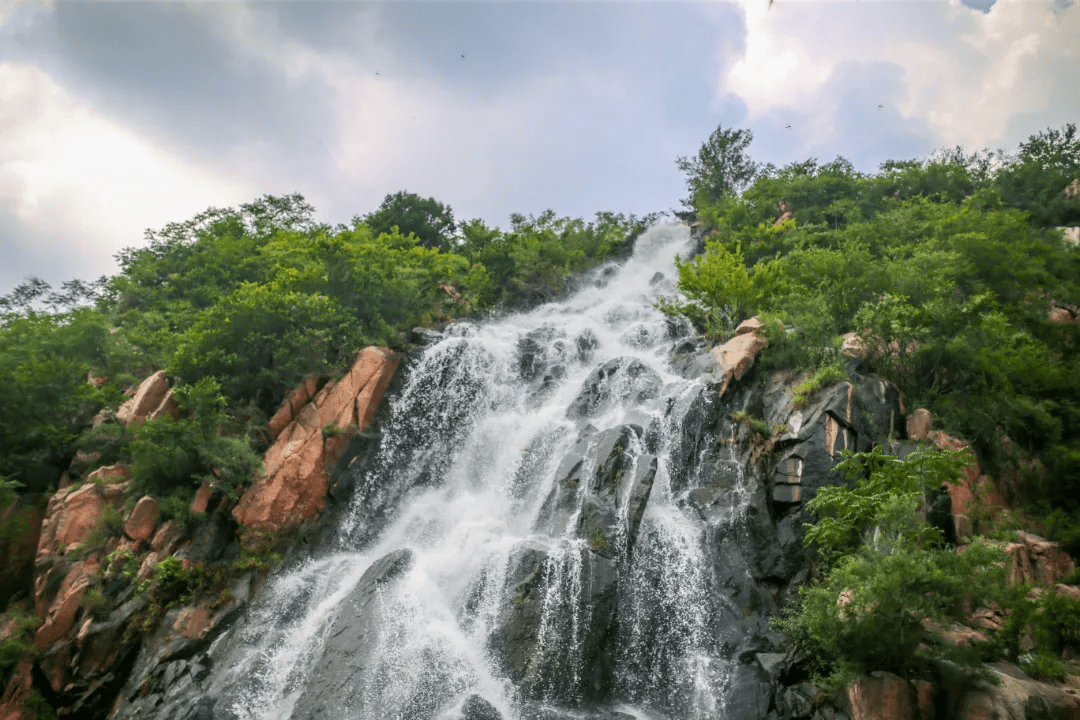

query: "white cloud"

left=723, top=0, right=1079, bottom=154
left=0, top=62, right=255, bottom=288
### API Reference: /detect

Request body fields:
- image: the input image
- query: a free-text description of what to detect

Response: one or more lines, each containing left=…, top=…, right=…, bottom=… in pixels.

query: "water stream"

left=204, top=223, right=759, bottom=720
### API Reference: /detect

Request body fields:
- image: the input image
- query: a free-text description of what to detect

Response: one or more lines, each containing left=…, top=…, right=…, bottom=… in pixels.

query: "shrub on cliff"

left=775, top=448, right=1007, bottom=689
left=128, top=378, right=261, bottom=497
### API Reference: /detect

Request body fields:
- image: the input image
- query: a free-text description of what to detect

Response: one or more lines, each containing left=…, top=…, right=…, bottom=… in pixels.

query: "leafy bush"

left=775, top=447, right=1006, bottom=688
left=128, top=378, right=261, bottom=497
left=792, top=360, right=848, bottom=410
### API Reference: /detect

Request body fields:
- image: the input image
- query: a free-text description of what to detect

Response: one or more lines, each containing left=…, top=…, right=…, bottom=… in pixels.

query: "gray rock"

left=566, top=358, right=661, bottom=419
left=290, top=549, right=414, bottom=720
left=460, top=694, right=503, bottom=720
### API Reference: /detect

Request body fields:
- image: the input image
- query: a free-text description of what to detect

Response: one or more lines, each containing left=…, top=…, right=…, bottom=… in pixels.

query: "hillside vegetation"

left=664, top=123, right=1080, bottom=688
left=0, top=196, right=656, bottom=505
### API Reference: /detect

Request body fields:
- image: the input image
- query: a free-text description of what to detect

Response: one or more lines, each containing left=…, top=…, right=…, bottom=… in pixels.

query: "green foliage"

left=775, top=448, right=1006, bottom=688
left=792, top=360, right=848, bottom=410
left=128, top=378, right=261, bottom=497
left=361, top=191, right=457, bottom=251
left=588, top=528, right=609, bottom=552
left=731, top=410, right=771, bottom=437
left=669, top=126, right=1080, bottom=535
left=21, top=688, right=58, bottom=720
left=675, top=124, right=758, bottom=210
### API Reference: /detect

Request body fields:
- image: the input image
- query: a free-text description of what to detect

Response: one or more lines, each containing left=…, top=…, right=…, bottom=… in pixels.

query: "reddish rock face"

left=190, top=482, right=215, bottom=514
left=735, top=316, right=763, bottom=335
left=844, top=671, right=917, bottom=720
left=267, top=373, right=320, bottom=443
left=1050, top=307, right=1075, bottom=324
left=841, top=332, right=869, bottom=360
left=906, top=408, right=932, bottom=441
left=1006, top=532, right=1076, bottom=587
left=150, top=520, right=185, bottom=555
left=123, top=496, right=159, bottom=543
left=929, top=431, right=1006, bottom=540
left=173, top=606, right=212, bottom=639
left=115, top=370, right=176, bottom=426
left=36, top=484, right=104, bottom=559
left=34, top=559, right=97, bottom=652
left=711, top=326, right=768, bottom=396
left=0, top=660, right=34, bottom=720
left=86, top=463, right=130, bottom=486
left=233, top=347, right=402, bottom=533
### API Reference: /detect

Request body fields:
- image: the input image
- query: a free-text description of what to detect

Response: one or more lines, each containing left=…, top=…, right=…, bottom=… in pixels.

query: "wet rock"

left=291, top=549, right=414, bottom=720
left=234, top=346, right=401, bottom=533
left=460, top=694, right=503, bottom=720
left=566, top=357, right=661, bottom=419
left=518, top=326, right=565, bottom=382
left=648, top=271, right=665, bottom=286
left=575, top=329, right=599, bottom=364
left=487, top=543, right=618, bottom=705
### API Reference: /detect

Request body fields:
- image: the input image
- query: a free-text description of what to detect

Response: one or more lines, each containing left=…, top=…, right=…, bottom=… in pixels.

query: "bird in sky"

left=375, top=71, right=380, bottom=76
left=461, top=54, right=466, bottom=59
left=785, top=124, right=792, bottom=129
left=878, top=104, right=884, bottom=109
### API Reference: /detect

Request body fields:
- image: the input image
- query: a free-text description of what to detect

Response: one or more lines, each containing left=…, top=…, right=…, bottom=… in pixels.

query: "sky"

left=0, top=0, right=1077, bottom=296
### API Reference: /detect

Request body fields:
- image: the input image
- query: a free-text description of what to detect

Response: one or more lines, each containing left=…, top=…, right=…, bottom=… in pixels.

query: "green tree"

left=361, top=191, right=457, bottom=252
left=676, top=125, right=758, bottom=212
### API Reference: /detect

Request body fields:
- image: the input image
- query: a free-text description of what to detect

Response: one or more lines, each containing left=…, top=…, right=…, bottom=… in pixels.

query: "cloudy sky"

left=1, top=0, right=1077, bottom=295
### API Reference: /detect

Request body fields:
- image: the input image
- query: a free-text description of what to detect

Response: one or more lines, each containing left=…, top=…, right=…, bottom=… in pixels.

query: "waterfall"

left=202, top=223, right=761, bottom=720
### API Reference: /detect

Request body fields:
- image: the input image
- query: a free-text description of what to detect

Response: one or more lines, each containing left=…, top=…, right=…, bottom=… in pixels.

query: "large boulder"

left=535, top=425, right=656, bottom=557
left=486, top=542, right=619, bottom=705
left=949, top=662, right=1080, bottom=720
left=711, top=326, right=768, bottom=396
left=115, top=370, right=178, bottom=426
left=291, top=549, right=414, bottom=720
left=1006, top=532, right=1076, bottom=587
left=233, top=346, right=401, bottom=533
left=124, top=496, right=159, bottom=543
left=843, top=671, right=928, bottom=720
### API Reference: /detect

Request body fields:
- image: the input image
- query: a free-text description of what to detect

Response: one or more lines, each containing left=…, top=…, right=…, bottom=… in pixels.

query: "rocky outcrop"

left=843, top=671, right=933, bottom=720
left=711, top=322, right=768, bottom=395
left=565, top=358, right=661, bottom=419
left=907, top=408, right=933, bottom=441
left=115, top=370, right=178, bottom=426
left=949, top=662, right=1080, bottom=720
left=233, top=346, right=402, bottom=533
left=1006, top=532, right=1076, bottom=588
left=490, top=424, right=657, bottom=704
left=123, top=496, right=158, bottom=543
left=928, top=431, right=1006, bottom=541
left=291, top=549, right=415, bottom=720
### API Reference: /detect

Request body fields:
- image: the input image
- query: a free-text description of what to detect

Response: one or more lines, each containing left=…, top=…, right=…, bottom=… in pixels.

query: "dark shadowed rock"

left=460, top=693, right=503, bottom=720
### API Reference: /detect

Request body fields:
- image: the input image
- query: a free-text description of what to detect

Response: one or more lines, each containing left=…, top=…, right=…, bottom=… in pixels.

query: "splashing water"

left=204, top=224, right=759, bottom=720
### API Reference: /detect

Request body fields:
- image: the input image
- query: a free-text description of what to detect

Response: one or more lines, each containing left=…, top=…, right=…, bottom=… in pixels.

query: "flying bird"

left=785, top=124, right=791, bottom=129
left=461, top=54, right=466, bottom=59
left=878, top=104, right=884, bottom=109
left=376, top=71, right=381, bottom=76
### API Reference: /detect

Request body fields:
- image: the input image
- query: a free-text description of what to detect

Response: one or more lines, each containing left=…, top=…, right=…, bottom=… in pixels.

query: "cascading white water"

left=206, top=223, right=758, bottom=720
